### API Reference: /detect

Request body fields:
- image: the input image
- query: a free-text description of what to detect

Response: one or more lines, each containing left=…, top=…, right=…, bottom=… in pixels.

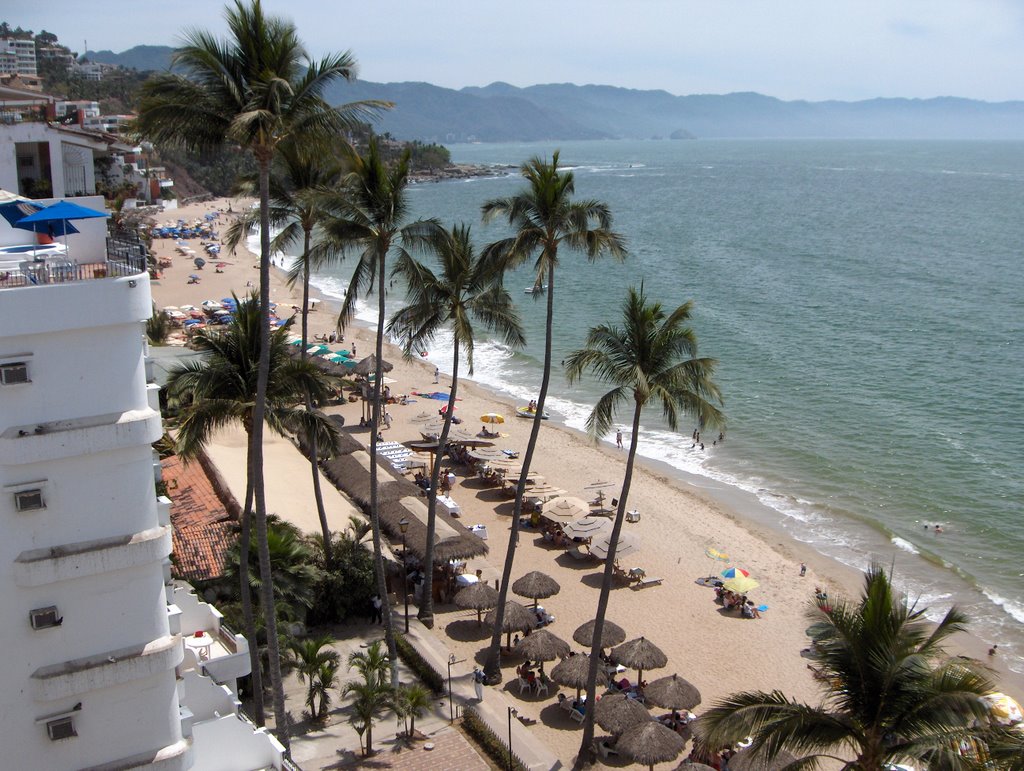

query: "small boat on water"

left=516, top=406, right=549, bottom=419
left=524, top=283, right=548, bottom=295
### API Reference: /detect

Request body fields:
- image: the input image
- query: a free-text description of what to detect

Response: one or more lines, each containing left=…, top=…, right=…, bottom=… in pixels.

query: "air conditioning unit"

left=14, top=489, right=44, bottom=512
left=30, top=606, right=62, bottom=630
left=0, top=362, right=29, bottom=385
left=46, top=717, right=76, bottom=741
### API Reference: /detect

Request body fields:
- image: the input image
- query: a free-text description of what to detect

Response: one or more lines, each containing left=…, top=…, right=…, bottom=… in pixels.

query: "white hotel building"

left=0, top=199, right=283, bottom=770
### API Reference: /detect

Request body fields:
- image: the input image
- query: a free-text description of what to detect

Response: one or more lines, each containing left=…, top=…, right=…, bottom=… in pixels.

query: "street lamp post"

left=447, top=654, right=457, bottom=722
left=398, top=517, right=410, bottom=633
left=507, top=706, right=518, bottom=771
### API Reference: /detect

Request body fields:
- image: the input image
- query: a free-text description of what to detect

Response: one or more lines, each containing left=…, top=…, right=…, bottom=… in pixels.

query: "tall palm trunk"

left=250, top=149, right=290, bottom=753
left=240, top=420, right=265, bottom=724
left=576, top=399, right=643, bottom=766
left=418, top=338, right=460, bottom=628
left=369, top=243, right=399, bottom=688
left=484, top=263, right=556, bottom=682
left=298, top=228, right=333, bottom=568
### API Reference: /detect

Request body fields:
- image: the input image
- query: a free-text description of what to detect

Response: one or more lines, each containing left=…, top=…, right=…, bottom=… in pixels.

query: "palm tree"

left=394, top=683, right=433, bottom=740
left=387, top=224, right=524, bottom=628
left=288, top=635, right=340, bottom=719
left=319, top=139, right=442, bottom=686
left=564, top=285, right=724, bottom=764
left=226, top=141, right=345, bottom=567
left=167, top=294, right=338, bottom=722
left=136, top=1, right=377, bottom=749
left=696, top=566, right=996, bottom=770
left=480, top=151, right=626, bottom=681
left=225, top=515, right=322, bottom=623
left=344, top=678, right=393, bottom=756
left=347, top=640, right=390, bottom=688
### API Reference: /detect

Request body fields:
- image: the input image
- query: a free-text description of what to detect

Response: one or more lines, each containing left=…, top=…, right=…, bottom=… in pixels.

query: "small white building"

left=0, top=205, right=282, bottom=770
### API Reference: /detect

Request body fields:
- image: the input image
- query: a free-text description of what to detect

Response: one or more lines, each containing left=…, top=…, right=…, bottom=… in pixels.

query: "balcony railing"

left=0, top=255, right=146, bottom=288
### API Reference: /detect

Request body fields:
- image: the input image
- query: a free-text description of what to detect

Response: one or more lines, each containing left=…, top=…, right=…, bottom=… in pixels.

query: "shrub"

left=393, top=633, right=444, bottom=694
left=461, top=707, right=529, bottom=771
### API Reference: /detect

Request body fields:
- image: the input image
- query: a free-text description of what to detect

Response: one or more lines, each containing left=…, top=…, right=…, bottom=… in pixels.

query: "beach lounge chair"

left=570, top=706, right=585, bottom=723
left=635, top=575, right=664, bottom=589
left=594, top=740, right=619, bottom=759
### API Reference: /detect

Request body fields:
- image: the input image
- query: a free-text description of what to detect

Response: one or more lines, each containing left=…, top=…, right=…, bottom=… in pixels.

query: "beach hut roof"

left=612, top=636, right=668, bottom=672
left=376, top=496, right=486, bottom=564
left=484, top=601, right=536, bottom=634
left=573, top=619, right=626, bottom=648
left=594, top=692, right=650, bottom=735
left=320, top=452, right=412, bottom=509
left=550, top=654, right=609, bottom=691
left=512, top=571, right=561, bottom=601
left=513, top=629, right=570, bottom=662
left=617, top=720, right=687, bottom=767
left=644, top=673, right=702, bottom=711
left=454, top=582, right=499, bottom=611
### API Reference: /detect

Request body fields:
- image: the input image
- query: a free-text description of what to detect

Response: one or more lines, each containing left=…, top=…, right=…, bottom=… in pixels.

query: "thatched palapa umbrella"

left=455, top=581, right=498, bottom=624
left=512, top=570, right=560, bottom=609
left=573, top=618, right=626, bottom=648
left=484, top=600, right=536, bottom=649
left=513, top=629, right=569, bottom=675
left=644, top=673, right=702, bottom=711
left=675, top=764, right=717, bottom=771
left=433, top=535, right=488, bottom=564
left=617, top=720, right=686, bottom=771
left=611, top=636, right=668, bottom=684
left=353, top=354, right=393, bottom=377
left=551, top=653, right=608, bottom=700
left=595, top=692, right=650, bottom=736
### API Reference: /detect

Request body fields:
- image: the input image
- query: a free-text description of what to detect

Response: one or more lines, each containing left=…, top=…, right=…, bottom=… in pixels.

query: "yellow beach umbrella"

left=480, top=412, right=505, bottom=424
left=982, top=692, right=1023, bottom=725
left=723, top=575, right=760, bottom=594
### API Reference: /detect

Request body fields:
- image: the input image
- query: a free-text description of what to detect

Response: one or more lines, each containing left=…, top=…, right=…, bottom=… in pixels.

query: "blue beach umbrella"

left=14, top=200, right=108, bottom=259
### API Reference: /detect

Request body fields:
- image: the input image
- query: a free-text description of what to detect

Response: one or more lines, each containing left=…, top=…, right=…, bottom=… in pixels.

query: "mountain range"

left=86, top=45, right=1024, bottom=142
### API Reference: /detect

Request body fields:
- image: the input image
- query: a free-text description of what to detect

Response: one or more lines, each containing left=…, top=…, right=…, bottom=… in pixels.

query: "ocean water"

left=293, top=139, right=1024, bottom=670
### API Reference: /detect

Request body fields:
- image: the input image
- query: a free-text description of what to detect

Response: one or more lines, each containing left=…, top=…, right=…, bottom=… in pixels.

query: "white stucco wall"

left=0, top=270, right=186, bottom=770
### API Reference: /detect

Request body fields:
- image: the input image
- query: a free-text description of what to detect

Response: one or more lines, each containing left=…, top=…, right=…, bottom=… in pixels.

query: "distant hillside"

left=79, top=45, right=1024, bottom=141
left=331, top=80, right=609, bottom=143
left=85, top=45, right=174, bottom=72
left=347, top=81, right=1024, bottom=142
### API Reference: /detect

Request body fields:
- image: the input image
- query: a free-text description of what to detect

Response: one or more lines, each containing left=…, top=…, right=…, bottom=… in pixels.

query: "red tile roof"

left=162, top=455, right=236, bottom=582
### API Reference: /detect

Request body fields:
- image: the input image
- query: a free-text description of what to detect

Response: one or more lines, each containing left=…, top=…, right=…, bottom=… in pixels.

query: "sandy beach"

left=150, top=196, right=1023, bottom=767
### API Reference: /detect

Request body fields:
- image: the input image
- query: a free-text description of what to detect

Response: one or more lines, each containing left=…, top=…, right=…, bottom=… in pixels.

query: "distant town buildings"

left=0, top=37, right=38, bottom=77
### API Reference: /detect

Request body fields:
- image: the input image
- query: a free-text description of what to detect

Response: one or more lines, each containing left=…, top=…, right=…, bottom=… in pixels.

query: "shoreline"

left=290, top=246, right=1024, bottom=689
left=149, top=196, right=1023, bottom=763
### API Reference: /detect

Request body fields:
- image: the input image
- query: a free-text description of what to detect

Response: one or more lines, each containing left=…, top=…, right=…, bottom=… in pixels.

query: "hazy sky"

left=15, top=1, right=1024, bottom=101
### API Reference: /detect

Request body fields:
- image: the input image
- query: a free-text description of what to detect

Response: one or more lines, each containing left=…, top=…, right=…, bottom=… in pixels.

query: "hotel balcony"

left=172, top=582, right=251, bottom=690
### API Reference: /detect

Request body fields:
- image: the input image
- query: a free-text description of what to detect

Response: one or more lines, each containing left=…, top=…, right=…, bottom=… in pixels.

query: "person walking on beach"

left=370, top=593, right=383, bottom=624
left=433, top=367, right=439, bottom=384
left=616, top=429, right=623, bottom=449
left=799, top=562, right=807, bottom=577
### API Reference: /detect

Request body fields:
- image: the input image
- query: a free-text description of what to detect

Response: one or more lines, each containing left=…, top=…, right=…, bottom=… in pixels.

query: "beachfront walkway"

left=284, top=613, right=561, bottom=770
left=287, top=619, right=490, bottom=771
